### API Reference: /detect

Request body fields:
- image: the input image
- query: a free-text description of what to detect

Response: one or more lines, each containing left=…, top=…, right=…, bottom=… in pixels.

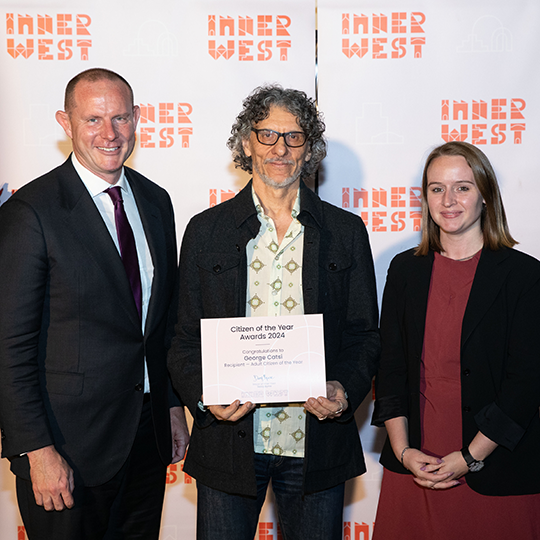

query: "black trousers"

left=16, top=400, right=167, bottom=540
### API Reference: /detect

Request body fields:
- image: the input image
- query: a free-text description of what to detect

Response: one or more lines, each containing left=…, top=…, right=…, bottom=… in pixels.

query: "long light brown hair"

left=415, top=141, right=517, bottom=256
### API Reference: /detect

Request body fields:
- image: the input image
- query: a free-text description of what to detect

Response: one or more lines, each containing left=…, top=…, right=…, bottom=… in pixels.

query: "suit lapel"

left=58, top=159, right=142, bottom=330
left=461, top=248, right=511, bottom=347
left=408, top=251, right=434, bottom=346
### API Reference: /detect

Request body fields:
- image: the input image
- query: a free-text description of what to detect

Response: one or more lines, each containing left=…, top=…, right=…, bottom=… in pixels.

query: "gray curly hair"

left=227, top=85, right=326, bottom=180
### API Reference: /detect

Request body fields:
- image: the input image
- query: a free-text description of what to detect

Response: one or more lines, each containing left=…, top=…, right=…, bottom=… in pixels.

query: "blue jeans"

left=196, top=453, right=345, bottom=540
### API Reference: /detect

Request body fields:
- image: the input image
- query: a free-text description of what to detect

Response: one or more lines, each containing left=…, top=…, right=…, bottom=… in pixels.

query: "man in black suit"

left=0, top=68, right=189, bottom=539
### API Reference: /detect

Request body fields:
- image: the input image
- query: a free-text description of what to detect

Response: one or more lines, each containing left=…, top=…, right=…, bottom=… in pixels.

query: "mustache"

left=264, top=158, right=295, bottom=165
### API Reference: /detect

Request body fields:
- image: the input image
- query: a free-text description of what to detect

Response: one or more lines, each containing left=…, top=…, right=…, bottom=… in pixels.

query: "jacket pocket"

left=196, top=253, right=242, bottom=317
left=320, top=252, right=352, bottom=274
left=319, top=252, right=352, bottom=311
left=197, top=253, right=241, bottom=275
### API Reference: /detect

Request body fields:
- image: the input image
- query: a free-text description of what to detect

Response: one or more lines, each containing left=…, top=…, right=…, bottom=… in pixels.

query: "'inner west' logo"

left=210, top=189, right=237, bottom=207
left=6, top=13, right=91, bottom=60
left=208, top=15, right=292, bottom=61
left=138, top=103, right=193, bottom=149
left=441, top=99, right=526, bottom=145
left=166, top=463, right=193, bottom=485
left=342, top=12, right=426, bottom=59
left=342, top=186, right=422, bottom=233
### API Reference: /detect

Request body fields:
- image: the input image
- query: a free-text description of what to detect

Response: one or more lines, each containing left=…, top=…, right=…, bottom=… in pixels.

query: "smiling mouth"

left=266, top=159, right=293, bottom=165
left=97, top=146, right=120, bottom=152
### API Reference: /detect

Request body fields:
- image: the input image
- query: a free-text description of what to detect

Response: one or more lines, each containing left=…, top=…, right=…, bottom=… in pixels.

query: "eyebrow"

left=427, top=180, right=475, bottom=185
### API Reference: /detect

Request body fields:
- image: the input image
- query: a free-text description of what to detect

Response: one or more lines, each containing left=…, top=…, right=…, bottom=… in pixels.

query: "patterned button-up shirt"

left=247, top=188, right=307, bottom=458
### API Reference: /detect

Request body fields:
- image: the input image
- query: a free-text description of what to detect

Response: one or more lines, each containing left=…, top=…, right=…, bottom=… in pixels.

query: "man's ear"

left=55, top=110, right=73, bottom=139
left=133, top=105, right=141, bottom=129
left=242, top=137, right=252, bottom=158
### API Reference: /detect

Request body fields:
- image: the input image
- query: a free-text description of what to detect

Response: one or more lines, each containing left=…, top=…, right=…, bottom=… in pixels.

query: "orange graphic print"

left=208, top=15, right=292, bottom=61
left=166, top=463, right=193, bottom=485
left=6, top=13, right=91, bottom=60
left=139, top=103, right=193, bottom=149
left=342, top=12, right=425, bottom=59
left=342, top=187, right=422, bottom=233
left=343, top=521, right=373, bottom=539
left=258, top=522, right=284, bottom=539
left=209, top=189, right=237, bottom=207
left=441, top=98, right=526, bottom=144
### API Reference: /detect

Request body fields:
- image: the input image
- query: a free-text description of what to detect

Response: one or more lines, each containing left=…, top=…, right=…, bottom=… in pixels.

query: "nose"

left=101, top=119, right=118, bottom=141
left=442, top=188, right=456, bottom=207
left=272, top=137, right=288, bottom=156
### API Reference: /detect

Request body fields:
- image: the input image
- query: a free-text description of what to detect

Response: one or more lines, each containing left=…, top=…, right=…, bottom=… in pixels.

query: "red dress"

left=373, top=252, right=540, bottom=540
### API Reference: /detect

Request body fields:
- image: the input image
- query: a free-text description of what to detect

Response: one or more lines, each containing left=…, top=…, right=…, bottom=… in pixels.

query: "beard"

left=253, top=158, right=303, bottom=189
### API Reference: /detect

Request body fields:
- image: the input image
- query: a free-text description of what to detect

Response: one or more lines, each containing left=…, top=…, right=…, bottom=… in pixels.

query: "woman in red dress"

left=372, top=141, right=540, bottom=539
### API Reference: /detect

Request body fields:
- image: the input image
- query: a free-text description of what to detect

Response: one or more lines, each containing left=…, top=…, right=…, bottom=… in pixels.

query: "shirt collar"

left=251, top=186, right=301, bottom=222
left=71, top=153, right=129, bottom=199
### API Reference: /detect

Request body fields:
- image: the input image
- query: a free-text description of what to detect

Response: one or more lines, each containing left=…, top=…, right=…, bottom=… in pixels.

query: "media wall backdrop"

left=1, top=1, right=539, bottom=538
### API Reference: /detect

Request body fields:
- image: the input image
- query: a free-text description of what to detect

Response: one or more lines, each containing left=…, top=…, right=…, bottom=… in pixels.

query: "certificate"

left=201, top=314, right=326, bottom=405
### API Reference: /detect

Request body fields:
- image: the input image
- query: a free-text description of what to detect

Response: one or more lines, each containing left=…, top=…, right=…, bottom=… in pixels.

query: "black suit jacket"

left=168, top=180, right=380, bottom=496
left=0, top=158, right=178, bottom=486
left=372, top=247, right=540, bottom=496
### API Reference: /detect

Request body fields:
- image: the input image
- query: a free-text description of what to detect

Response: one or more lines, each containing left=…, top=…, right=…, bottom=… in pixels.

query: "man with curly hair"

left=168, top=85, right=380, bottom=540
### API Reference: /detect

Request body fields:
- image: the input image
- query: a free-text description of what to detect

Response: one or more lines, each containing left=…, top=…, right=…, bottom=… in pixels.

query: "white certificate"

left=201, top=314, right=326, bottom=405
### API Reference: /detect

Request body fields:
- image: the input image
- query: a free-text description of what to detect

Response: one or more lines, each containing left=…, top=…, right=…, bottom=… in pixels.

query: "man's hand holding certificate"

left=201, top=314, right=326, bottom=405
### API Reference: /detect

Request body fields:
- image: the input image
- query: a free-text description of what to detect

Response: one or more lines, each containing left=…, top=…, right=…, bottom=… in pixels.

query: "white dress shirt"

left=72, top=154, right=154, bottom=392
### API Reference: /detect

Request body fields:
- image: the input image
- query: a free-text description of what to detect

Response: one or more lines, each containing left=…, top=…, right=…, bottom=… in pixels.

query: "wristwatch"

left=461, top=446, right=484, bottom=472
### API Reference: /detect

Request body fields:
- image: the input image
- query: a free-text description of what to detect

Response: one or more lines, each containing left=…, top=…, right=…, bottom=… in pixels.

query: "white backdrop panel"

left=0, top=1, right=315, bottom=538
left=317, top=0, right=540, bottom=536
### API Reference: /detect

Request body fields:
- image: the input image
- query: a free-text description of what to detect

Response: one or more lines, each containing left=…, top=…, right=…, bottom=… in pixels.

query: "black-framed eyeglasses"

left=251, top=128, right=307, bottom=148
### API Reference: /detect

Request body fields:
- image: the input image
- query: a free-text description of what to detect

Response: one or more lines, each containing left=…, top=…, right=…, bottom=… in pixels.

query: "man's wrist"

left=197, top=399, right=207, bottom=412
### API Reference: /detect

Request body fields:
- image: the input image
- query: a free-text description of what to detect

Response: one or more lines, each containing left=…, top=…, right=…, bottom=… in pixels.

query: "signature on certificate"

left=253, top=374, right=274, bottom=382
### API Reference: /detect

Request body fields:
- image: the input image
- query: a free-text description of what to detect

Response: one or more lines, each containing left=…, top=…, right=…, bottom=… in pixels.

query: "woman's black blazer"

left=373, top=247, right=540, bottom=496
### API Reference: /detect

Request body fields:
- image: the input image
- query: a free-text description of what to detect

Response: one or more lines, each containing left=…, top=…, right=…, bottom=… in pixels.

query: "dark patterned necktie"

left=105, top=186, right=142, bottom=318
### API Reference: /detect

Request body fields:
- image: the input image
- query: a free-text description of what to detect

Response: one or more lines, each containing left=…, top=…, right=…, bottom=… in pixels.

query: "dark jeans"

left=197, top=453, right=345, bottom=540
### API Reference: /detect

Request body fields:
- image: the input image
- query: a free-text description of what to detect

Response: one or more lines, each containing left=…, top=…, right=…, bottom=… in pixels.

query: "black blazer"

left=168, top=180, right=380, bottom=496
left=372, top=247, right=540, bottom=496
left=0, top=158, right=178, bottom=486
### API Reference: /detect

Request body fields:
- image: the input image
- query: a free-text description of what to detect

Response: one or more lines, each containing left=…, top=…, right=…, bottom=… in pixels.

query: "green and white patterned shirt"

left=247, top=188, right=307, bottom=458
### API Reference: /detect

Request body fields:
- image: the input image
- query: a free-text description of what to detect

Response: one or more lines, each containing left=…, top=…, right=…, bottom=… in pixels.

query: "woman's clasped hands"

left=402, top=448, right=467, bottom=490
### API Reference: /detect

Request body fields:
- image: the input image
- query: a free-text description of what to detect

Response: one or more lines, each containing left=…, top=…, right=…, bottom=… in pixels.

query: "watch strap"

left=461, top=446, right=484, bottom=472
